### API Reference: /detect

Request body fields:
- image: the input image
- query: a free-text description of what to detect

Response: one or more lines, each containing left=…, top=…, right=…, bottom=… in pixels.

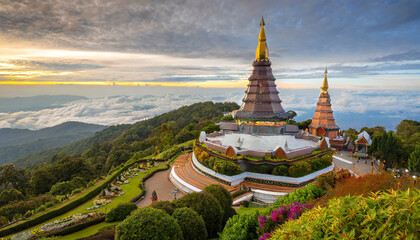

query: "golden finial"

left=321, top=66, right=329, bottom=93
left=255, top=16, right=269, bottom=61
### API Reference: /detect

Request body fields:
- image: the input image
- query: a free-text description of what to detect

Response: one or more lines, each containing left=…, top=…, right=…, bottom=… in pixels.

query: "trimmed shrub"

left=272, top=188, right=420, bottom=239
left=288, top=161, right=312, bottom=177
left=272, top=165, right=289, bottom=176
left=175, top=191, right=223, bottom=238
left=203, top=184, right=236, bottom=224
left=213, top=160, right=242, bottom=176
left=242, top=200, right=250, bottom=208
left=150, top=201, right=175, bottom=215
left=173, top=207, right=207, bottom=240
left=220, top=212, right=259, bottom=240
left=115, top=207, right=183, bottom=240
left=105, top=202, right=137, bottom=223
left=272, top=183, right=323, bottom=208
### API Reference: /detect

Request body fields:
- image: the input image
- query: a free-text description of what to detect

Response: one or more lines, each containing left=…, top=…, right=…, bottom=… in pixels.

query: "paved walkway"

left=136, top=167, right=185, bottom=208
left=333, top=150, right=378, bottom=175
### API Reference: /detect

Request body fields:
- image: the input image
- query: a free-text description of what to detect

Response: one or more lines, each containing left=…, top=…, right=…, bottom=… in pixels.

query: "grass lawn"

left=236, top=207, right=270, bottom=215
left=6, top=161, right=168, bottom=239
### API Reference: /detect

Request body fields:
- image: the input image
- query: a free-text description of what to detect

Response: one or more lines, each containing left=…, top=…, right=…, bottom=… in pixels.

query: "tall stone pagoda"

left=309, top=67, right=340, bottom=139
left=234, top=17, right=290, bottom=123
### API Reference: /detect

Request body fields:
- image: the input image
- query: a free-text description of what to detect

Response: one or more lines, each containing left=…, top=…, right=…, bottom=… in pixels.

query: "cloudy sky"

left=0, top=0, right=419, bottom=131
left=0, top=0, right=419, bottom=89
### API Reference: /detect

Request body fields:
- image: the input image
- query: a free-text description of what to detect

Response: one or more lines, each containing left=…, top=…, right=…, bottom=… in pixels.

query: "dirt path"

left=136, top=167, right=185, bottom=208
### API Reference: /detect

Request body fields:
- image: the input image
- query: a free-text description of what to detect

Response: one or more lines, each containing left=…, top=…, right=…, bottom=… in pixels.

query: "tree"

left=0, top=164, right=29, bottom=193
left=408, top=147, right=420, bottom=172
left=105, top=202, right=137, bottom=222
left=203, top=184, right=236, bottom=224
left=150, top=201, right=176, bottom=215
left=360, top=126, right=386, bottom=138
left=287, top=110, right=297, bottom=120
left=115, top=207, right=183, bottom=240
left=202, top=123, right=220, bottom=134
left=175, top=191, right=223, bottom=238
left=370, top=131, right=406, bottom=169
left=173, top=207, right=207, bottom=240
left=297, top=119, right=312, bottom=130
left=0, top=189, right=25, bottom=207
left=30, top=169, right=57, bottom=195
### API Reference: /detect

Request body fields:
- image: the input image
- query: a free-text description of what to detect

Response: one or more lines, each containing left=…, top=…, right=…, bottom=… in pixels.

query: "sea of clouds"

left=0, top=89, right=418, bottom=131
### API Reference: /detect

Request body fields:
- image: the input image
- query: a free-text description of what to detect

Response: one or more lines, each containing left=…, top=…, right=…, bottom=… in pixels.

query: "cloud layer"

left=0, top=88, right=418, bottom=130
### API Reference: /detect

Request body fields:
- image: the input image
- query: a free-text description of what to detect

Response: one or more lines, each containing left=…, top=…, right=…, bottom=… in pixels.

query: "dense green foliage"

left=288, top=161, right=312, bottom=177
left=203, top=184, right=236, bottom=224
left=370, top=131, right=407, bottom=169
left=172, top=207, right=207, bottom=240
left=408, top=146, right=420, bottom=172
left=0, top=189, right=25, bottom=207
left=0, top=195, right=54, bottom=221
left=272, top=184, right=323, bottom=208
left=105, top=202, right=137, bottom=223
left=272, top=165, right=288, bottom=176
left=49, top=176, right=86, bottom=196
left=150, top=201, right=176, bottom=215
left=175, top=191, right=223, bottom=238
left=115, top=207, right=183, bottom=240
left=396, top=120, right=420, bottom=149
left=271, top=188, right=419, bottom=239
left=220, top=212, right=259, bottom=240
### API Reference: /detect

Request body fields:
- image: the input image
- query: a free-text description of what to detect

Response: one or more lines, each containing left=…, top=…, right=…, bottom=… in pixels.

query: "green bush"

left=175, top=191, right=223, bottom=238
left=271, top=188, right=420, bottom=239
left=213, top=160, right=242, bottom=176
left=288, top=161, right=312, bottom=177
left=272, top=183, right=324, bottom=208
left=272, top=165, right=289, bottom=176
left=45, top=201, right=54, bottom=208
left=242, top=200, right=250, bottom=208
left=203, top=184, right=236, bottom=224
left=105, top=202, right=137, bottom=223
left=220, top=212, right=259, bottom=240
left=151, top=201, right=175, bottom=215
left=173, top=207, right=207, bottom=240
left=115, top=207, right=183, bottom=240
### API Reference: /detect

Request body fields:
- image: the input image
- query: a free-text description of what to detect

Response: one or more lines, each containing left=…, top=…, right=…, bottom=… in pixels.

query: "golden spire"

left=255, top=16, right=269, bottom=61
left=321, top=66, right=329, bottom=93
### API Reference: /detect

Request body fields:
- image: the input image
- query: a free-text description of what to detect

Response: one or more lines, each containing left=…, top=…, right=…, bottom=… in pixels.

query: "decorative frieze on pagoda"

left=309, top=67, right=340, bottom=139
left=234, top=17, right=290, bottom=122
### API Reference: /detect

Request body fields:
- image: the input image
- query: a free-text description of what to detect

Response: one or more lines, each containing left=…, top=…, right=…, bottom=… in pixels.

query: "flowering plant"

left=258, top=202, right=312, bottom=240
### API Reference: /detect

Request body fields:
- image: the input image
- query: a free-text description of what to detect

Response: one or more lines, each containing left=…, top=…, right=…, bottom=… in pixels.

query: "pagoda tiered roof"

left=234, top=17, right=290, bottom=121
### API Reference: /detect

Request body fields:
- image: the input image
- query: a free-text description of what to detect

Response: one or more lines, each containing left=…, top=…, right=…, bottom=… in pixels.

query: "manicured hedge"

left=0, top=159, right=144, bottom=238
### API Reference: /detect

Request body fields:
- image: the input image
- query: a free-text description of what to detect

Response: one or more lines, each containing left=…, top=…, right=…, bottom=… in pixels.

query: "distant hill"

left=0, top=121, right=105, bottom=147
left=13, top=124, right=132, bottom=168
left=0, top=95, right=86, bottom=113
left=0, top=122, right=106, bottom=166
